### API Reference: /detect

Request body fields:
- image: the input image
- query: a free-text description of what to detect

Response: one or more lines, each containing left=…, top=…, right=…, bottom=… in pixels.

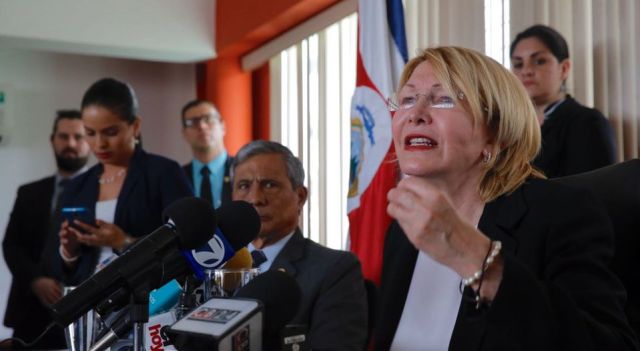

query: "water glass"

left=203, top=268, right=260, bottom=299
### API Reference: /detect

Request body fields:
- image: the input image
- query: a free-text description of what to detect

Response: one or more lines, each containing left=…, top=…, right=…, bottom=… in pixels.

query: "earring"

left=482, top=151, right=491, bottom=164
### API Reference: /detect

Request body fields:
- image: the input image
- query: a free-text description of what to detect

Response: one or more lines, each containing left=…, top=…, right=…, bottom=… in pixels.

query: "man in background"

left=3, top=110, right=90, bottom=349
left=231, top=140, right=368, bottom=350
left=181, top=100, right=232, bottom=209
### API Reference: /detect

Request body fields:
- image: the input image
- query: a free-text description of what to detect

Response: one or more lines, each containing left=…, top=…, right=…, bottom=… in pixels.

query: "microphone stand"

left=131, top=282, right=150, bottom=351
left=89, top=282, right=150, bottom=351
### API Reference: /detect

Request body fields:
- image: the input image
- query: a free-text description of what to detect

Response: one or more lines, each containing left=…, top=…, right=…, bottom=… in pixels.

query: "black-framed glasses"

left=183, top=114, right=219, bottom=128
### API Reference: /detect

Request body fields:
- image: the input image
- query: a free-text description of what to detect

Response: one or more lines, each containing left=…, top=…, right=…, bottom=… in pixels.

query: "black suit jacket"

left=270, top=230, right=368, bottom=350
left=45, top=147, right=193, bottom=285
left=534, top=95, right=616, bottom=178
left=375, top=179, right=638, bottom=350
left=555, top=159, right=640, bottom=338
left=3, top=176, right=56, bottom=328
left=182, top=155, right=233, bottom=206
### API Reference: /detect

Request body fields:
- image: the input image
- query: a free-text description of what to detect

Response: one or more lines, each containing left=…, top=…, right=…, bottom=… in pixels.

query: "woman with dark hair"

left=49, top=78, right=192, bottom=285
left=510, top=24, right=616, bottom=177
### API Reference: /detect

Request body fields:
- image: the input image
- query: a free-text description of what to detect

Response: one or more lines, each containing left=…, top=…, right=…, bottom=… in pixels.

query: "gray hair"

left=231, top=140, right=305, bottom=189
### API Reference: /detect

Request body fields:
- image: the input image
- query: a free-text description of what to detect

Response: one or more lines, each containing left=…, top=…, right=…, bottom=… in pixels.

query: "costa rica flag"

left=348, top=0, right=408, bottom=285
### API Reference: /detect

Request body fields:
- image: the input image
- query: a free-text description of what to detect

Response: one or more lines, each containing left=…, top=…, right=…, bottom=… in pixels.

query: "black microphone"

left=50, top=197, right=216, bottom=327
left=183, top=200, right=261, bottom=279
left=94, top=201, right=261, bottom=318
left=235, top=270, right=302, bottom=348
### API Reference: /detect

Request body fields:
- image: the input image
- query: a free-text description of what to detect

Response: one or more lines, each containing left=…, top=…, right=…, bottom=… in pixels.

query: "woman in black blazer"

left=49, top=78, right=192, bottom=285
left=510, top=24, right=616, bottom=178
left=374, top=47, right=637, bottom=350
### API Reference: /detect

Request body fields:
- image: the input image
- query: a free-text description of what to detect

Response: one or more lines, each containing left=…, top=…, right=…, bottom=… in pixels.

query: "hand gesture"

left=386, top=177, right=490, bottom=276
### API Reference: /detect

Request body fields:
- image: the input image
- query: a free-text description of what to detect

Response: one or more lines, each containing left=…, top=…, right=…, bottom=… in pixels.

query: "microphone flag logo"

left=192, top=234, right=226, bottom=268
left=182, top=227, right=236, bottom=281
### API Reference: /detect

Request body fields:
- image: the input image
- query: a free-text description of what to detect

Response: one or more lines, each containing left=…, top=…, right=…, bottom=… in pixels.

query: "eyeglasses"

left=183, top=114, right=219, bottom=128
left=387, top=91, right=464, bottom=112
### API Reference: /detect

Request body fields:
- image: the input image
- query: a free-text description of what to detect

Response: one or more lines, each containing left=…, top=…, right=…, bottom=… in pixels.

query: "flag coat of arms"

left=348, top=0, right=407, bottom=284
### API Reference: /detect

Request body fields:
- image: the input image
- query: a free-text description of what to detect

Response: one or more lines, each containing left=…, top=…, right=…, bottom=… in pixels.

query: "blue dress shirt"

left=192, top=151, right=227, bottom=209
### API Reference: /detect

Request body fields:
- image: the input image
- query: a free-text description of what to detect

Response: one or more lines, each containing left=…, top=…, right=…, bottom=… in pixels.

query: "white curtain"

left=269, top=15, right=357, bottom=249
left=511, top=0, right=639, bottom=160
left=403, top=0, right=486, bottom=58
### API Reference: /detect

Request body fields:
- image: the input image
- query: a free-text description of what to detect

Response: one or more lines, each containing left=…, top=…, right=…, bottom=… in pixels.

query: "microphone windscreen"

left=234, top=270, right=301, bottom=337
left=222, top=247, right=253, bottom=269
left=217, top=201, right=261, bottom=250
left=163, top=197, right=216, bottom=249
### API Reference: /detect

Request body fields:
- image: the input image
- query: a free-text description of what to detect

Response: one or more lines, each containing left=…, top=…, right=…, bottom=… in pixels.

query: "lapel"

left=450, top=185, right=529, bottom=350
left=73, top=166, right=101, bottom=208
left=42, top=176, right=57, bottom=228
left=477, top=184, right=528, bottom=254
left=222, top=156, right=233, bottom=204
left=183, top=162, right=194, bottom=187
left=269, top=229, right=305, bottom=277
left=114, top=147, right=145, bottom=224
left=375, top=220, right=419, bottom=350
left=541, top=95, right=578, bottom=132
left=44, top=175, right=56, bottom=206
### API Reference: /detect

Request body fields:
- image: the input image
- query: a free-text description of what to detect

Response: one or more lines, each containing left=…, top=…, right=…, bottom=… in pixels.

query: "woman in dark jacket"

left=510, top=24, right=616, bottom=177
left=49, top=78, right=192, bottom=285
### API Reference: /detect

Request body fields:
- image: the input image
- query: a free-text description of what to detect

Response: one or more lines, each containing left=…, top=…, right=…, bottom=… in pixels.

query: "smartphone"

left=61, top=207, right=96, bottom=233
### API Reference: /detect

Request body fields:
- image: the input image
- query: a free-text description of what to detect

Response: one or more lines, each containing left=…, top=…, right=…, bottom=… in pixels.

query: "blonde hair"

left=399, top=46, right=544, bottom=202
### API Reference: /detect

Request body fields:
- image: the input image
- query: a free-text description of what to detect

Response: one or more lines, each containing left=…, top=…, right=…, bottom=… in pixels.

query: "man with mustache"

left=231, top=140, right=368, bottom=350
left=3, top=110, right=90, bottom=349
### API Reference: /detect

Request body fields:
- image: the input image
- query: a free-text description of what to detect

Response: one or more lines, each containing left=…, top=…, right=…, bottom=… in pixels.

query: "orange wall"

left=198, top=0, right=340, bottom=153
left=200, top=56, right=252, bottom=154
left=252, top=63, right=271, bottom=141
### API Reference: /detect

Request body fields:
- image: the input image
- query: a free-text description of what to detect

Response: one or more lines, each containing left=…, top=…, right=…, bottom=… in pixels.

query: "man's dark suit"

left=375, top=179, right=638, bottom=350
left=45, top=147, right=193, bottom=286
left=182, top=156, right=234, bottom=206
left=534, top=95, right=616, bottom=178
left=268, top=229, right=368, bottom=350
left=3, top=176, right=66, bottom=348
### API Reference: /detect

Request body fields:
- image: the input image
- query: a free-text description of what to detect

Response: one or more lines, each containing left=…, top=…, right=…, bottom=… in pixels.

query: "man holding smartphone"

left=3, top=110, right=90, bottom=349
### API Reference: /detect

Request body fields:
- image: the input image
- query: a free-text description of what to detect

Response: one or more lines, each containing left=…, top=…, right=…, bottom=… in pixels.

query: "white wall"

left=0, top=48, right=196, bottom=338
left=0, top=0, right=216, bottom=63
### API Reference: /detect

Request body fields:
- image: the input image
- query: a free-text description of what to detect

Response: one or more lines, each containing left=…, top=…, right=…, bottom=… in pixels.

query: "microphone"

left=235, top=270, right=302, bottom=346
left=93, top=249, right=189, bottom=318
left=93, top=201, right=261, bottom=318
left=222, top=247, right=253, bottom=269
left=166, top=270, right=302, bottom=351
left=182, top=201, right=261, bottom=280
left=50, top=197, right=216, bottom=327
